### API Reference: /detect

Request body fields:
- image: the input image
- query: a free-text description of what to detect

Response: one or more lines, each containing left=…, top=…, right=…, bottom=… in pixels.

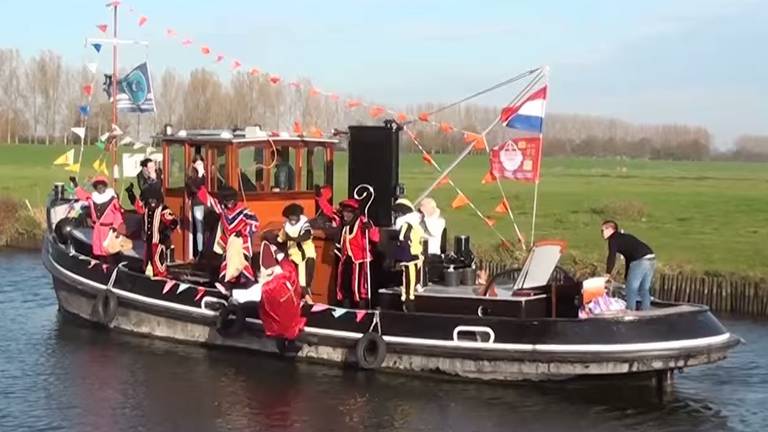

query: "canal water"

left=1, top=250, right=766, bottom=432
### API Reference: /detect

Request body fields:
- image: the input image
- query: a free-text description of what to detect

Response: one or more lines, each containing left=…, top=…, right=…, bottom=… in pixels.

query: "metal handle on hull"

left=453, top=326, right=495, bottom=343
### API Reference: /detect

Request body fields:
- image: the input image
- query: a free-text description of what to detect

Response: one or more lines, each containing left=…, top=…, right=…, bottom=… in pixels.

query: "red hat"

left=339, top=198, right=359, bottom=210
left=91, top=175, right=109, bottom=186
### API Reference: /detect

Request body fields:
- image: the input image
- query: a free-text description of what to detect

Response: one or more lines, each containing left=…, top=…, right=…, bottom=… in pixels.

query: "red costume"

left=74, top=176, right=124, bottom=258
left=129, top=187, right=178, bottom=278
left=198, top=186, right=259, bottom=283
left=336, top=199, right=380, bottom=305
left=259, top=260, right=306, bottom=340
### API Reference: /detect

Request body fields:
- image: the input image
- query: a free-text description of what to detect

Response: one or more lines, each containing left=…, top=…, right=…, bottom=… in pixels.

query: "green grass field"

left=2, top=144, right=767, bottom=274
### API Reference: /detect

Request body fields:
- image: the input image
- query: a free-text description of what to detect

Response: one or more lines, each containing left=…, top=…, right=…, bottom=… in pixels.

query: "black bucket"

left=444, top=268, right=460, bottom=287
left=461, top=267, right=477, bottom=286
left=454, top=235, right=470, bottom=256
left=53, top=182, right=65, bottom=202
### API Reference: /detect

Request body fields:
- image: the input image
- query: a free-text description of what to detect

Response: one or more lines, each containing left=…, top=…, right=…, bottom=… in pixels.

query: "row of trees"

left=1, top=48, right=765, bottom=161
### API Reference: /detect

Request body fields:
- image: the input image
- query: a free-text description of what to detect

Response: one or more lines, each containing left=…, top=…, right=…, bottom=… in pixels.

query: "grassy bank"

left=1, top=144, right=767, bottom=274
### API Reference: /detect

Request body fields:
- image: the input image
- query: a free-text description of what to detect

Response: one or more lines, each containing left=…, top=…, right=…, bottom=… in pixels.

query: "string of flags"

left=310, top=303, right=369, bottom=323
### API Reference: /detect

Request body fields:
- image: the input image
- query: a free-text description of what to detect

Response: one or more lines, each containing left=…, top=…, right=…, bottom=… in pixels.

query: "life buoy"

left=355, top=332, right=387, bottom=370
left=92, top=290, right=118, bottom=325
left=216, top=305, right=246, bottom=337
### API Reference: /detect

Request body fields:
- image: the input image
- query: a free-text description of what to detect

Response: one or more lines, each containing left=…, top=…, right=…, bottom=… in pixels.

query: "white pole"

left=530, top=180, right=540, bottom=244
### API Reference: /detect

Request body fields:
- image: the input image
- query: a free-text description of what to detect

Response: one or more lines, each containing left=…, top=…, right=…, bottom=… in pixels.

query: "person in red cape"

left=69, top=175, right=125, bottom=261
left=197, top=185, right=259, bottom=286
left=336, top=198, right=379, bottom=309
left=259, top=259, right=306, bottom=340
left=125, top=183, right=178, bottom=278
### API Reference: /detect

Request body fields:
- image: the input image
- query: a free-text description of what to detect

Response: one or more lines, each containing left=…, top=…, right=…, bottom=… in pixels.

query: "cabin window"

left=238, top=146, right=266, bottom=192
left=166, top=143, right=185, bottom=189
left=212, top=146, right=227, bottom=189
left=306, top=146, right=327, bottom=190
left=272, top=147, right=296, bottom=192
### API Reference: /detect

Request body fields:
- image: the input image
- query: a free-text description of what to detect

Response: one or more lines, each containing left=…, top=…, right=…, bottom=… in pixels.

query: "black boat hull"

left=42, top=234, right=741, bottom=381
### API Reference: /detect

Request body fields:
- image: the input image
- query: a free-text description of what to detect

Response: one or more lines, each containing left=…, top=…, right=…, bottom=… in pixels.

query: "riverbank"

left=0, top=197, right=44, bottom=250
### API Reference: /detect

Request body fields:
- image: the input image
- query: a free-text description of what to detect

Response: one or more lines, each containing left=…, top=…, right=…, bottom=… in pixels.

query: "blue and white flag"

left=103, top=62, right=156, bottom=113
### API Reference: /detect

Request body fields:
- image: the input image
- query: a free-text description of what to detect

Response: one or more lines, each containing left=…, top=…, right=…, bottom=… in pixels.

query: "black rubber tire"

left=216, top=305, right=246, bottom=337
left=275, top=338, right=301, bottom=358
left=92, top=290, right=119, bottom=325
left=355, top=332, right=387, bottom=370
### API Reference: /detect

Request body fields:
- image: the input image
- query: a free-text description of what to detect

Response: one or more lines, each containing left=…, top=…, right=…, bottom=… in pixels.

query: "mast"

left=110, top=1, right=119, bottom=183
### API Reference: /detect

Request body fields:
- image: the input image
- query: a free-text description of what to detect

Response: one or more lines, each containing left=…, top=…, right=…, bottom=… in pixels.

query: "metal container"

left=444, top=267, right=460, bottom=287
left=461, top=267, right=477, bottom=286
left=454, top=235, right=471, bottom=257
left=52, top=182, right=65, bottom=202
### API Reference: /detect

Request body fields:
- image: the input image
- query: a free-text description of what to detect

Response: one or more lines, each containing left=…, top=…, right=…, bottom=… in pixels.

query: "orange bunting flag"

left=181, top=39, right=193, bottom=47
left=439, top=122, right=455, bottom=135
left=307, top=127, right=324, bottom=138
left=451, top=193, right=469, bottom=209
left=165, top=28, right=176, bottom=38
left=138, top=16, right=148, bottom=27
left=269, top=75, right=281, bottom=85
left=329, top=93, right=340, bottom=101
left=292, top=121, right=303, bottom=135
left=369, top=106, right=385, bottom=119
left=309, top=87, right=321, bottom=97
left=232, top=60, right=242, bottom=70
left=215, top=54, right=224, bottom=63
left=464, top=132, right=487, bottom=151
left=289, top=81, right=301, bottom=89
left=422, top=153, right=434, bottom=165
left=345, top=99, right=361, bottom=110
left=96, top=24, right=108, bottom=33
left=200, top=46, right=211, bottom=55
left=248, top=67, right=260, bottom=76
left=500, top=240, right=513, bottom=250
left=82, top=84, right=93, bottom=97
left=437, top=177, right=450, bottom=187
left=396, top=112, right=409, bottom=123
left=494, top=199, right=510, bottom=214
left=481, top=170, right=496, bottom=184
left=418, top=112, right=430, bottom=122
left=484, top=217, right=496, bottom=227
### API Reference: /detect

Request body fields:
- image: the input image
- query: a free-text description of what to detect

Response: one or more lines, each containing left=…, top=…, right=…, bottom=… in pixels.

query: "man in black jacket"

left=601, top=220, right=656, bottom=311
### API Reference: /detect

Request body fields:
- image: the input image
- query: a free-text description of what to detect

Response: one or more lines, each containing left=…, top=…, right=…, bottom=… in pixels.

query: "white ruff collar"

left=92, top=188, right=116, bottom=204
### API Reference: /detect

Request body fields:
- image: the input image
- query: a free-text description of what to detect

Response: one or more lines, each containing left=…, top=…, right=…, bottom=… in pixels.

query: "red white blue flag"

left=500, top=86, right=547, bottom=133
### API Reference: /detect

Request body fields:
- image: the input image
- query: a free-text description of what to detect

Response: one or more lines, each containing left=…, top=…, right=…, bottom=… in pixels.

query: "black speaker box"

left=347, top=123, right=400, bottom=228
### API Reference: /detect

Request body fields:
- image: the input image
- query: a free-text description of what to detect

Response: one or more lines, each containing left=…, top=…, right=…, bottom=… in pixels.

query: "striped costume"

left=198, top=187, right=260, bottom=283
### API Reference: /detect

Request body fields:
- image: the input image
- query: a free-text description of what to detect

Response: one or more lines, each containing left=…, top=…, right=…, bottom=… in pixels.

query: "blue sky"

left=2, top=0, right=766, bottom=145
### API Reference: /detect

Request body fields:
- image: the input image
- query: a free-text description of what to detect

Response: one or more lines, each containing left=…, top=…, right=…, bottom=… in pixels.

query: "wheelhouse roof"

left=156, top=134, right=339, bottom=147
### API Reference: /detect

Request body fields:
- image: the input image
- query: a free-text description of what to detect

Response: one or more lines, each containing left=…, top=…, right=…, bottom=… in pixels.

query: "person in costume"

left=336, top=198, right=379, bottom=309
left=197, top=185, right=260, bottom=287
left=392, top=198, right=425, bottom=311
left=259, top=259, right=307, bottom=341
left=70, top=175, right=125, bottom=261
left=185, top=154, right=207, bottom=257
left=419, top=197, right=447, bottom=284
left=126, top=183, right=178, bottom=278
left=278, top=203, right=316, bottom=303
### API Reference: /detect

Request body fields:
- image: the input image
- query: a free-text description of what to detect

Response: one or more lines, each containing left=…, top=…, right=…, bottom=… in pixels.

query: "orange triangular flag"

left=200, top=46, right=211, bottom=55
left=437, top=177, right=450, bottom=187
left=481, top=171, right=496, bottom=184
left=248, top=67, right=260, bottom=76
left=464, top=132, right=486, bottom=150
left=346, top=99, right=361, bottom=110
left=309, top=87, right=321, bottom=97
left=418, top=112, right=430, bottom=122
left=484, top=216, right=496, bottom=227
left=439, top=122, right=455, bottom=134
left=269, top=75, right=281, bottom=85
left=96, top=24, right=108, bottom=33
left=138, top=16, right=148, bottom=27
left=329, top=93, right=340, bottom=101
left=451, top=193, right=469, bottom=209
left=369, top=106, right=386, bottom=119
left=500, top=240, right=513, bottom=250
left=307, top=127, right=324, bottom=138
left=422, top=153, right=434, bottom=165
left=292, top=121, right=303, bottom=135
left=396, top=112, right=409, bottom=123
left=494, top=199, right=510, bottom=214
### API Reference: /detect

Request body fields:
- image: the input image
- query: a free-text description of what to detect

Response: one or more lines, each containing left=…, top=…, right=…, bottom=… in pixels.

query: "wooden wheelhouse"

left=158, top=131, right=338, bottom=303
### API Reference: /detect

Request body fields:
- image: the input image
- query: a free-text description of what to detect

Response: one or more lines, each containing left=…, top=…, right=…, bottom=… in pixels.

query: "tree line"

left=1, top=48, right=766, bottom=161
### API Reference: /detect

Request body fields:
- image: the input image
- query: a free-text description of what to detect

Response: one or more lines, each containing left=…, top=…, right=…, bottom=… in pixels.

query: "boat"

left=42, top=123, right=742, bottom=383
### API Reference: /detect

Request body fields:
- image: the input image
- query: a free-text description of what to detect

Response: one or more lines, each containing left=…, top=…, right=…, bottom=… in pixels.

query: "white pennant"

left=70, top=127, right=86, bottom=139
left=99, top=132, right=110, bottom=142
left=176, top=283, right=191, bottom=294
left=119, top=136, right=133, bottom=145
left=145, top=146, right=158, bottom=155
left=87, top=62, right=98, bottom=74
left=132, top=142, right=145, bottom=150
left=112, top=164, right=121, bottom=179
left=110, top=124, right=123, bottom=136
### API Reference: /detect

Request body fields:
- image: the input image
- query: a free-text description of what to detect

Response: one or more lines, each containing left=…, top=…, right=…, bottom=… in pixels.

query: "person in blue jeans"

left=601, top=220, right=656, bottom=311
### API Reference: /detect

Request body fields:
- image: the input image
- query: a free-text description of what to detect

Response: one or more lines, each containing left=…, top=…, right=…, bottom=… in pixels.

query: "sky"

left=2, top=0, right=766, bottom=146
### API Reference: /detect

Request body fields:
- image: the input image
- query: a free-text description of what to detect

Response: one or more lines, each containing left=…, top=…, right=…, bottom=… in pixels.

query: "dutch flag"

left=500, top=85, right=547, bottom=133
